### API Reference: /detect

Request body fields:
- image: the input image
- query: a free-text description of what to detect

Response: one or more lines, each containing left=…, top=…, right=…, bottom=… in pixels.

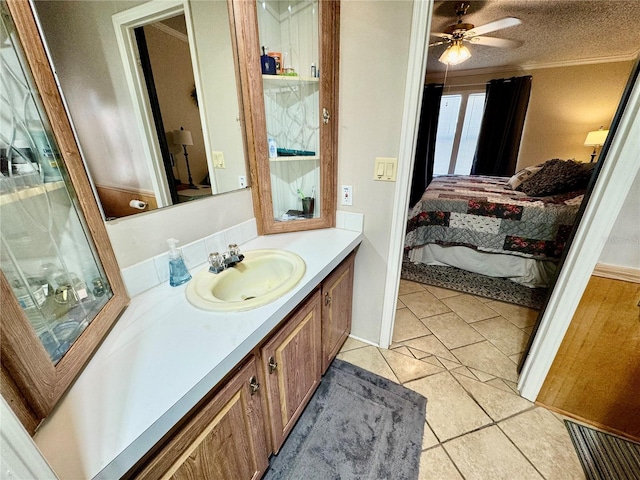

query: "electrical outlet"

left=238, top=175, right=247, bottom=188
left=341, top=185, right=353, bottom=206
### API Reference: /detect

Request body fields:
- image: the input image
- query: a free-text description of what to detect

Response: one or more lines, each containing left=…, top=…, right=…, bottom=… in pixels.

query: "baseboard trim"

left=592, top=263, right=640, bottom=283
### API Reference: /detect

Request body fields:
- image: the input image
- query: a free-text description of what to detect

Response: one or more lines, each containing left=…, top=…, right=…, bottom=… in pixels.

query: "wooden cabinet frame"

left=230, top=0, right=339, bottom=235
left=0, top=0, right=129, bottom=434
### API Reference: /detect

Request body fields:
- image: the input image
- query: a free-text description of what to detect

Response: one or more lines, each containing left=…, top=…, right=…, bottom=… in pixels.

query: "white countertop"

left=34, top=228, right=363, bottom=479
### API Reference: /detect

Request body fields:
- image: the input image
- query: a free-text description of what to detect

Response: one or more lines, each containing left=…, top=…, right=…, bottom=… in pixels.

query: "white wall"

left=338, top=0, right=413, bottom=343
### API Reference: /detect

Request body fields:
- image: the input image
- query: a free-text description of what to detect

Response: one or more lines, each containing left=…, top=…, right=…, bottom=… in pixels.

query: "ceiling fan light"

left=439, top=42, right=471, bottom=65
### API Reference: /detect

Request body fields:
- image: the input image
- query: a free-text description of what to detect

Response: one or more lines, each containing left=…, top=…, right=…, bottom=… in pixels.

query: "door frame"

left=380, top=0, right=640, bottom=402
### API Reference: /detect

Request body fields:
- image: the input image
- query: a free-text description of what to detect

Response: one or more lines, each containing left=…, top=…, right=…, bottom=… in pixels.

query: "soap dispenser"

left=167, top=238, right=192, bottom=287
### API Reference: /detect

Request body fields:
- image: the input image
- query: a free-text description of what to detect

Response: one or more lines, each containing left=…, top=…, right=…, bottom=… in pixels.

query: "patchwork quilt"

left=405, top=175, right=584, bottom=261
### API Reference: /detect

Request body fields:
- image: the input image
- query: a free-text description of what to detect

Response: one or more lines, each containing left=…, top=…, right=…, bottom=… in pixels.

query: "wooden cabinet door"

left=538, top=275, right=640, bottom=441
left=321, top=252, right=355, bottom=373
left=261, top=290, right=322, bottom=452
left=135, top=357, right=268, bottom=480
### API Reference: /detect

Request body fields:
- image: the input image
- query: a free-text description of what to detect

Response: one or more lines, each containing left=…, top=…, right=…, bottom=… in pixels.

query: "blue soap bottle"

left=167, top=238, right=192, bottom=287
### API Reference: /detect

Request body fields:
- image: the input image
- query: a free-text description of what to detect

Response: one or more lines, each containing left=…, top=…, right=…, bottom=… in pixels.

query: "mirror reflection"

left=33, top=0, right=248, bottom=220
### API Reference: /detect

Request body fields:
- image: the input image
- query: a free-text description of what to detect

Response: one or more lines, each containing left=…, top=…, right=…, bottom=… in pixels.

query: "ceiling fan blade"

left=466, top=17, right=521, bottom=37
left=467, top=36, right=523, bottom=49
left=429, top=40, right=448, bottom=47
left=431, top=32, right=453, bottom=39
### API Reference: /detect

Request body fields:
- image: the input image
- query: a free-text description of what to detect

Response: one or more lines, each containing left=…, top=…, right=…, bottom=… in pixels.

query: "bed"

left=404, top=173, right=587, bottom=288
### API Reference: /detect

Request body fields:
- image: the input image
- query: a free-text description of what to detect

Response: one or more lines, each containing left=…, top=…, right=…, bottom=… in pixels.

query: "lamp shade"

left=439, top=41, right=471, bottom=66
left=173, top=128, right=193, bottom=146
left=584, top=129, right=609, bottom=147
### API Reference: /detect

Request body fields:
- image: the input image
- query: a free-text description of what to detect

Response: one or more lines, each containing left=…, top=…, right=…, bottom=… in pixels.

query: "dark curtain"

left=471, top=75, right=532, bottom=177
left=409, top=83, right=443, bottom=207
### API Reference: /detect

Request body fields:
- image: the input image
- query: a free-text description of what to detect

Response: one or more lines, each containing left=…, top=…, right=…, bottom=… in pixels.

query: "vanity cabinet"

left=134, top=356, right=269, bottom=480
left=321, top=251, right=355, bottom=373
left=261, top=289, right=322, bottom=453
left=1, top=0, right=128, bottom=433
left=232, top=0, right=339, bottom=235
left=130, top=252, right=355, bottom=479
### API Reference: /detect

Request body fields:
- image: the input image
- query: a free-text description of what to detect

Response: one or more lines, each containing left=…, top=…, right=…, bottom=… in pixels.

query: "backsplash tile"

left=121, top=259, right=160, bottom=297
left=182, top=239, right=206, bottom=270
left=121, top=219, right=261, bottom=297
left=342, top=212, right=364, bottom=233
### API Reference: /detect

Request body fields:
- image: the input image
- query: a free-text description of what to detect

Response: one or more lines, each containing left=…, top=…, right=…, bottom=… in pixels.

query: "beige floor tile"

left=441, top=294, right=500, bottom=323
left=405, top=372, right=492, bottom=441
left=403, top=335, right=460, bottom=363
left=421, top=355, right=444, bottom=368
left=444, top=426, right=543, bottom=479
left=423, top=312, right=485, bottom=349
left=471, top=316, right=531, bottom=356
left=400, top=290, right=451, bottom=319
left=452, top=372, right=533, bottom=422
left=485, top=300, right=539, bottom=328
left=422, top=422, right=440, bottom=450
left=380, top=349, right=444, bottom=383
left=393, top=308, right=432, bottom=343
left=336, top=346, right=398, bottom=383
left=339, top=337, right=369, bottom=353
left=450, top=366, right=478, bottom=380
left=523, top=325, right=535, bottom=335
left=509, top=353, right=524, bottom=364
left=475, top=295, right=494, bottom=303
left=398, top=279, right=425, bottom=296
left=451, top=341, right=519, bottom=382
left=396, top=298, right=406, bottom=309
left=389, top=345, right=414, bottom=357
left=424, top=285, right=461, bottom=299
left=409, top=348, right=431, bottom=360
left=468, top=368, right=495, bottom=382
left=499, top=408, right=586, bottom=480
left=504, top=379, right=520, bottom=395
left=437, top=357, right=462, bottom=370
left=486, top=378, right=517, bottom=394
left=419, top=446, right=463, bottom=480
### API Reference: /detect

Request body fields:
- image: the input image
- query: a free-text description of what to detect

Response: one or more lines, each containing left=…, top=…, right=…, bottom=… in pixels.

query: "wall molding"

left=593, top=263, right=640, bottom=284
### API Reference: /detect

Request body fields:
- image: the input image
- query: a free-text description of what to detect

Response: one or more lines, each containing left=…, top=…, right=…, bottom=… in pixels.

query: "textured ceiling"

left=428, top=0, right=640, bottom=73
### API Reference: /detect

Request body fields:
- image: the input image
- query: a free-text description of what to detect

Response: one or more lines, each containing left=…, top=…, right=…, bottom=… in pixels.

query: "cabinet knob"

left=323, top=108, right=330, bottom=124
left=249, top=376, right=260, bottom=395
left=325, top=292, right=331, bottom=306
left=268, top=356, right=278, bottom=374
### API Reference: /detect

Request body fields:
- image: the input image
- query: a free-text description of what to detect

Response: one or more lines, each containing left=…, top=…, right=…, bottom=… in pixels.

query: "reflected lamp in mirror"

left=584, top=127, right=609, bottom=163
left=439, top=40, right=471, bottom=66
left=173, top=127, right=197, bottom=189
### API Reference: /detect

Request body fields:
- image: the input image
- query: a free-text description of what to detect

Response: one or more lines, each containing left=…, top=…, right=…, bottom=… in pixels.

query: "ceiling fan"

left=431, top=2, right=523, bottom=65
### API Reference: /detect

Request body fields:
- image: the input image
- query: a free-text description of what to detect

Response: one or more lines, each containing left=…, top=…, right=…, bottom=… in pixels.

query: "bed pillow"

left=507, top=165, right=543, bottom=190
left=516, top=159, right=592, bottom=196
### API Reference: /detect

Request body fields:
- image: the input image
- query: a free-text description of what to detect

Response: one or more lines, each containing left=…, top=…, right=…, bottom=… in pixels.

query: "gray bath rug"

left=263, top=359, right=427, bottom=480
left=401, top=260, right=547, bottom=309
left=565, top=420, right=640, bottom=480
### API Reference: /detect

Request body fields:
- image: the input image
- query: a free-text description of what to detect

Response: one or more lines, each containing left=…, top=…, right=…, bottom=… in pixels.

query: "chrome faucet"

left=209, top=244, right=245, bottom=274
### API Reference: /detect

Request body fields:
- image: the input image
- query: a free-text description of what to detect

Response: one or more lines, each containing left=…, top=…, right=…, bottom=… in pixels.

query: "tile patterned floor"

left=338, top=279, right=586, bottom=480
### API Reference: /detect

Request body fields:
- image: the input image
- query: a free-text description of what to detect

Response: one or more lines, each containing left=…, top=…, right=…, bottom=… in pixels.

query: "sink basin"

left=185, top=249, right=306, bottom=312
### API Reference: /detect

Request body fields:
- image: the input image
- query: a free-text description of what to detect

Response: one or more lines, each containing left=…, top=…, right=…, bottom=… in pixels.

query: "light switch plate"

left=212, top=151, right=225, bottom=169
left=374, top=157, right=397, bottom=181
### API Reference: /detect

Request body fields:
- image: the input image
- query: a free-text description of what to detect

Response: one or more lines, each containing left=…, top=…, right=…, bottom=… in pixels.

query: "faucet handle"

left=208, top=252, right=225, bottom=273
left=228, top=244, right=240, bottom=257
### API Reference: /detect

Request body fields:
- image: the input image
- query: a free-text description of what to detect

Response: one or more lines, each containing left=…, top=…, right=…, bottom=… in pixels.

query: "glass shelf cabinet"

left=1, top=0, right=128, bottom=434
left=232, top=0, right=339, bottom=234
